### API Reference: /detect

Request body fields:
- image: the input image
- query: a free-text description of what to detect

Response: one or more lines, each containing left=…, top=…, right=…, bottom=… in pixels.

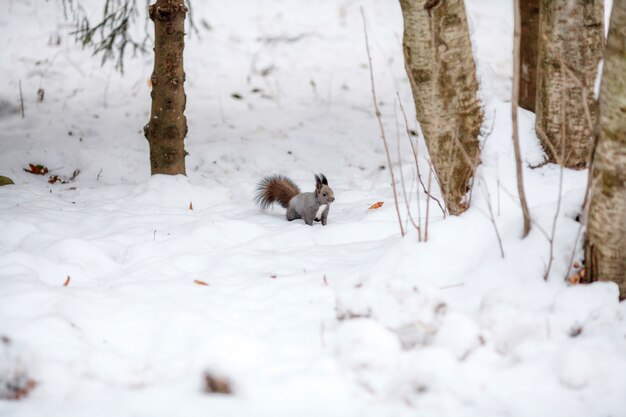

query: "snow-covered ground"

left=1, top=1, right=625, bottom=416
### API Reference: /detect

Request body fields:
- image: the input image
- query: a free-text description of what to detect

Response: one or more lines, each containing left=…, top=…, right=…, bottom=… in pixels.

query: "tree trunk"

left=144, top=0, right=188, bottom=176
left=399, top=0, right=483, bottom=215
left=535, top=0, right=603, bottom=168
left=584, top=0, right=626, bottom=300
left=519, top=0, right=540, bottom=112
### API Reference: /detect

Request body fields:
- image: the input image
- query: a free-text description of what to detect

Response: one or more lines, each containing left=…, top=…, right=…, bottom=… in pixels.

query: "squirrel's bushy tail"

left=255, top=175, right=300, bottom=209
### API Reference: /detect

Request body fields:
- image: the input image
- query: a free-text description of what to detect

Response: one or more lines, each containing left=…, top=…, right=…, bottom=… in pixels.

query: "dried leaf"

left=568, top=326, right=583, bottom=338
left=2, top=378, right=36, bottom=400
left=368, top=201, right=384, bottom=210
left=567, top=273, right=581, bottom=285
left=270, top=274, right=277, bottom=279
left=63, top=276, right=70, bottom=287
left=189, top=201, right=193, bottom=210
left=194, top=280, right=209, bottom=286
left=323, top=275, right=328, bottom=286
left=23, top=164, right=48, bottom=175
left=48, top=169, right=79, bottom=185
left=203, top=372, right=232, bottom=394
left=0, top=176, right=15, bottom=186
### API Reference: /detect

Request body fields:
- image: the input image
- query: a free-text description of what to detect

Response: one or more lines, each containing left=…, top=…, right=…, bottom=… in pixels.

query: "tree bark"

left=144, top=0, right=188, bottom=176
left=584, top=0, right=626, bottom=300
left=519, top=0, right=540, bottom=112
left=535, top=0, right=603, bottom=169
left=399, top=0, right=483, bottom=216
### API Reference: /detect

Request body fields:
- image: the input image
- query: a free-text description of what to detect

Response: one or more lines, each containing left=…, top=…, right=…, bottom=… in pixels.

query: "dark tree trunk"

left=584, top=0, right=626, bottom=300
left=519, top=0, right=540, bottom=112
left=535, top=0, right=603, bottom=169
left=144, top=0, right=188, bottom=176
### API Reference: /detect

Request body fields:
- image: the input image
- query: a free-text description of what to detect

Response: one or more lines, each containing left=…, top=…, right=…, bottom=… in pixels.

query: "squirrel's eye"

left=323, top=193, right=327, bottom=197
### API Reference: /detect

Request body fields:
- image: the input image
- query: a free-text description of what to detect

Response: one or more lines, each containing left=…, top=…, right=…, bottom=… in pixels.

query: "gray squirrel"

left=255, top=174, right=335, bottom=225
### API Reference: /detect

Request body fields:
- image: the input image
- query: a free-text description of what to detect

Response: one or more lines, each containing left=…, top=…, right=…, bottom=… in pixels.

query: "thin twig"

left=512, top=0, right=532, bottom=237
left=425, top=159, right=433, bottom=242
left=395, top=99, right=421, bottom=235
left=19, top=80, right=25, bottom=119
left=564, top=222, right=585, bottom=281
left=500, top=184, right=551, bottom=241
left=396, top=92, right=446, bottom=219
left=361, top=7, right=404, bottom=237
left=544, top=97, right=566, bottom=280
left=480, top=178, right=505, bottom=258
left=495, top=156, right=501, bottom=217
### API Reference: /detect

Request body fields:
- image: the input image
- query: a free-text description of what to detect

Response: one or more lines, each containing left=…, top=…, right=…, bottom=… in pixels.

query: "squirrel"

left=255, top=174, right=335, bottom=225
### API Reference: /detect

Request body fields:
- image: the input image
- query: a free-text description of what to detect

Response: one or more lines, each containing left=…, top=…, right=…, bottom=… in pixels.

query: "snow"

left=1, top=0, right=626, bottom=416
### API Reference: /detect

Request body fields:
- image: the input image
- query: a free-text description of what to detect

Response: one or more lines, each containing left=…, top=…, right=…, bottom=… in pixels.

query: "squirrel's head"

left=315, top=173, right=335, bottom=204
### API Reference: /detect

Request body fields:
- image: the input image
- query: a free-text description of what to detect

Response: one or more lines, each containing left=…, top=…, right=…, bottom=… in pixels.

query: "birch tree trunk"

left=144, top=0, right=188, bottom=175
left=535, top=0, right=603, bottom=168
left=519, top=0, right=540, bottom=112
left=584, top=0, right=626, bottom=300
left=399, top=0, right=483, bottom=215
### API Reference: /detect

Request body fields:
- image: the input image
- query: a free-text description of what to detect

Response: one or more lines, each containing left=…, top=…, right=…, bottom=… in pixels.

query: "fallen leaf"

left=0, top=175, right=15, bottom=186
left=2, top=378, right=36, bottom=400
left=323, top=275, right=328, bottom=286
left=47, top=169, right=80, bottom=185
left=189, top=201, right=193, bottom=210
left=194, top=280, right=209, bottom=286
left=24, top=164, right=48, bottom=175
left=203, top=372, right=232, bottom=394
left=568, top=326, right=583, bottom=337
left=63, top=276, right=70, bottom=287
left=368, top=201, right=384, bottom=210
left=270, top=274, right=277, bottom=279
left=567, top=273, right=581, bottom=285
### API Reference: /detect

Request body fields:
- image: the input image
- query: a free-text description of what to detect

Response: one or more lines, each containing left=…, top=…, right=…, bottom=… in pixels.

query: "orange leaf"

left=194, top=280, right=209, bottom=286
left=24, top=164, right=49, bottom=175
left=567, top=273, right=581, bottom=286
left=368, top=201, right=384, bottom=210
left=63, top=276, right=70, bottom=287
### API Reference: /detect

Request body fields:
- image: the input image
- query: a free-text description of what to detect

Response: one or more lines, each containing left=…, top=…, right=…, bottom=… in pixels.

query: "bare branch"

left=512, top=0, right=532, bottom=237
left=396, top=92, right=446, bottom=218
left=395, top=99, right=421, bottom=237
left=18, top=80, right=24, bottom=119
left=544, top=98, right=566, bottom=280
left=480, top=178, right=505, bottom=258
left=425, top=159, right=433, bottom=242
left=361, top=8, right=404, bottom=237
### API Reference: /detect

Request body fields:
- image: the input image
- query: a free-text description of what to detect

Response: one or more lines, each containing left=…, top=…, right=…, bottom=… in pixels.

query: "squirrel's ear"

left=320, top=174, right=328, bottom=185
left=315, top=174, right=322, bottom=189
